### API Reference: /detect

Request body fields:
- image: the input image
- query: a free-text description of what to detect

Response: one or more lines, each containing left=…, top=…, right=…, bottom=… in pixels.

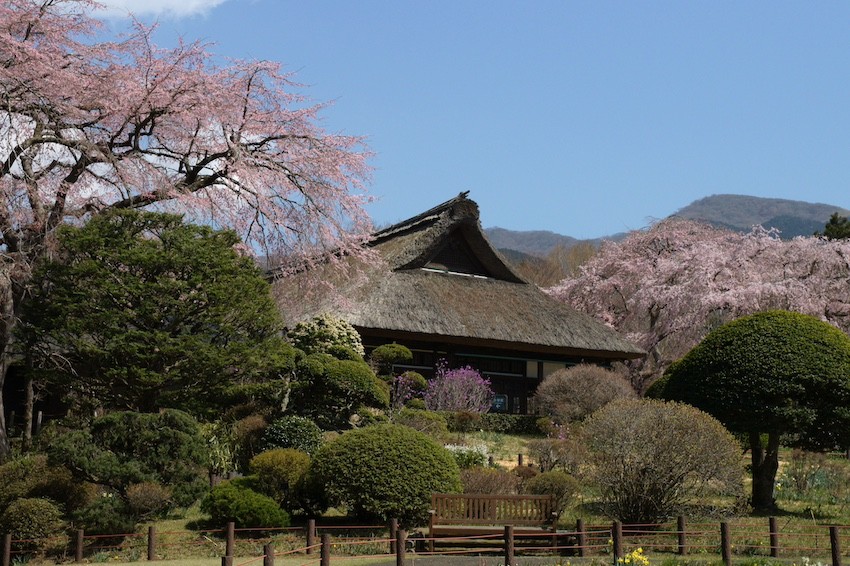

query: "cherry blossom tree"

left=0, top=0, right=375, bottom=460
left=548, top=219, right=850, bottom=390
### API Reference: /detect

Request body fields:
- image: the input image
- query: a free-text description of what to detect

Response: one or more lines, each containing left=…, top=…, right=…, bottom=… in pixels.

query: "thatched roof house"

left=278, top=192, right=643, bottom=414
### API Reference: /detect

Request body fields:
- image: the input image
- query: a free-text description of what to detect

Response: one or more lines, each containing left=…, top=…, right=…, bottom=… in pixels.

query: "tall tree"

left=817, top=212, right=850, bottom=240
left=0, top=0, right=374, bottom=459
left=548, top=219, right=850, bottom=390
left=19, top=210, right=296, bottom=415
left=652, top=311, right=850, bottom=511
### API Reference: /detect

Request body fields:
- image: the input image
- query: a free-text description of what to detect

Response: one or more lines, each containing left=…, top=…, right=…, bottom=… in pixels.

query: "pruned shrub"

left=527, top=436, right=587, bottom=475
left=460, top=467, right=519, bottom=494
left=393, top=408, right=448, bottom=439
left=249, top=448, right=311, bottom=510
left=261, top=416, right=322, bottom=455
left=72, top=492, right=136, bottom=536
left=391, top=371, right=427, bottom=410
left=523, top=470, right=580, bottom=519
left=308, top=424, right=461, bottom=525
left=232, top=414, right=268, bottom=472
left=126, top=482, right=173, bottom=518
left=370, top=343, right=413, bottom=376
left=0, top=498, right=66, bottom=554
left=584, top=398, right=744, bottom=523
left=0, top=454, right=89, bottom=516
left=48, top=409, right=208, bottom=508
left=287, top=313, right=365, bottom=358
left=201, top=479, right=290, bottom=528
left=535, top=364, right=635, bottom=424
left=512, top=465, right=539, bottom=490
left=291, top=353, right=389, bottom=430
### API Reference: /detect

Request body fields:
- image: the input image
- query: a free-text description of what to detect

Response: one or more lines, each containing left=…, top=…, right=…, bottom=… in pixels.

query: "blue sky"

left=98, top=1, right=850, bottom=239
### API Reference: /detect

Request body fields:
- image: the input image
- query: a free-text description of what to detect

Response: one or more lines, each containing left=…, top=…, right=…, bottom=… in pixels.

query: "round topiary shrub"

left=201, top=479, right=290, bottom=528
left=308, top=423, right=461, bottom=525
left=261, top=416, right=323, bottom=454
left=126, top=482, right=173, bottom=518
left=72, top=492, right=136, bottom=536
left=249, top=448, right=311, bottom=510
left=460, top=467, right=519, bottom=494
left=523, top=470, right=580, bottom=520
left=0, top=498, right=66, bottom=554
left=393, top=408, right=448, bottom=439
left=287, top=313, right=365, bottom=358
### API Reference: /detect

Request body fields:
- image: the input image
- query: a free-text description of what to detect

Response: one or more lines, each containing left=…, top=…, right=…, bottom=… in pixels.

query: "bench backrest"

left=431, top=493, right=554, bottom=526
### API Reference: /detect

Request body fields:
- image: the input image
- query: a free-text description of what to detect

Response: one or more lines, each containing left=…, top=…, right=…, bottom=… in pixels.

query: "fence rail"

left=6, top=516, right=850, bottom=565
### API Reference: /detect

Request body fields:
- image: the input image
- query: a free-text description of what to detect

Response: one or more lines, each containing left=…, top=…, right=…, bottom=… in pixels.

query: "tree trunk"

left=750, top=431, right=780, bottom=511
left=21, top=371, right=33, bottom=452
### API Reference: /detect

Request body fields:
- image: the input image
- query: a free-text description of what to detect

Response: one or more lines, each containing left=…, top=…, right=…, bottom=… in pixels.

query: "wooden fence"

left=5, top=516, right=850, bottom=565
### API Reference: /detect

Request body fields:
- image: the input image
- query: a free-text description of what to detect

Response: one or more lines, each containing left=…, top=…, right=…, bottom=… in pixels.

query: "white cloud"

left=96, top=0, right=230, bottom=19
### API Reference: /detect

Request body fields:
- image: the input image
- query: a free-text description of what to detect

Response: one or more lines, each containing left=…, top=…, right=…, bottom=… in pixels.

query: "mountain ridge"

left=486, top=194, right=850, bottom=258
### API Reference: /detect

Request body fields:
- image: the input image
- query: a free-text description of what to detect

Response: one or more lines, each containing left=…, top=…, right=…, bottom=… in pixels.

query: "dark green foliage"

left=657, top=310, right=850, bottom=449
left=261, top=416, right=323, bottom=455
left=308, top=423, right=461, bottom=526
left=440, top=412, right=542, bottom=435
left=290, top=353, right=389, bottom=430
left=817, top=212, right=850, bottom=240
left=201, top=479, right=291, bottom=528
left=0, top=454, right=89, bottom=515
left=0, top=498, right=66, bottom=552
left=19, top=210, right=292, bottom=415
left=232, top=415, right=268, bottom=473
left=73, top=494, right=137, bottom=536
left=393, top=408, right=449, bottom=438
left=249, top=448, right=311, bottom=510
left=48, top=409, right=208, bottom=507
left=655, top=310, right=850, bottom=510
left=369, top=343, right=413, bottom=375
left=523, top=470, right=580, bottom=519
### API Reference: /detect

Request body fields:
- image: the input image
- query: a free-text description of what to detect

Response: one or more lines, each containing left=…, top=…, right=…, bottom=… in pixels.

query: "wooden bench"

left=428, top=493, right=556, bottom=550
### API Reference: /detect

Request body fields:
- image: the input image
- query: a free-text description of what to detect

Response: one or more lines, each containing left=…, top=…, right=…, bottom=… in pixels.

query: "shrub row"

left=439, top=412, right=543, bottom=435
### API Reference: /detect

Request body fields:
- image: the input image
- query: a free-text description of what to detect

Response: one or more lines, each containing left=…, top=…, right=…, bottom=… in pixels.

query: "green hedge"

left=440, top=412, right=543, bottom=435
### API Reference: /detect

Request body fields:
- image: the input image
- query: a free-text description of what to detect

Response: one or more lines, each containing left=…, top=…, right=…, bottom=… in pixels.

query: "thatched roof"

left=278, top=192, right=644, bottom=359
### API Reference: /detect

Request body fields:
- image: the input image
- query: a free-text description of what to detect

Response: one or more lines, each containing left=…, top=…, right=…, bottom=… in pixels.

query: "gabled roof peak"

left=372, top=191, right=475, bottom=243
left=368, top=192, right=524, bottom=283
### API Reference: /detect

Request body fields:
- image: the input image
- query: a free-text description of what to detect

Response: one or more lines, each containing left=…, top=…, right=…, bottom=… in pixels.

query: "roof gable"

left=371, top=192, right=524, bottom=283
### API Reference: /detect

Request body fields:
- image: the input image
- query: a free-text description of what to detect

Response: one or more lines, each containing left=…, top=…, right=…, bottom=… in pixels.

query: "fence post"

left=720, top=521, right=731, bottom=566
left=518, top=453, right=523, bottom=467
left=321, top=533, right=331, bottom=566
left=395, top=529, right=406, bottom=566
left=263, top=543, right=273, bottom=566
left=147, top=526, right=156, bottom=561
left=389, top=518, right=398, bottom=555
left=677, top=516, right=687, bottom=555
left=576, top=518, right=586, bottom=558
left=612, top=521, right=623, bottom=560
left=225, top=522, right=235, bottom=558
left=769, top=516, right=779, bottom=558
left=306, top=519, right=316, bottom=555
left=504, top=525, right=515, bottom=566
left=75, top=528, right=84, bottom=563
left=2, top=533, right=10, bottom=566
left=831, top=526, right=842, bottom=566
left=220, top=557, right=232, bottom=566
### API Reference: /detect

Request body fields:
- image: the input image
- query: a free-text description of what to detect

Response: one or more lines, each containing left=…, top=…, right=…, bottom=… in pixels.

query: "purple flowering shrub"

left=424, top=364, right=493, bottom=413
